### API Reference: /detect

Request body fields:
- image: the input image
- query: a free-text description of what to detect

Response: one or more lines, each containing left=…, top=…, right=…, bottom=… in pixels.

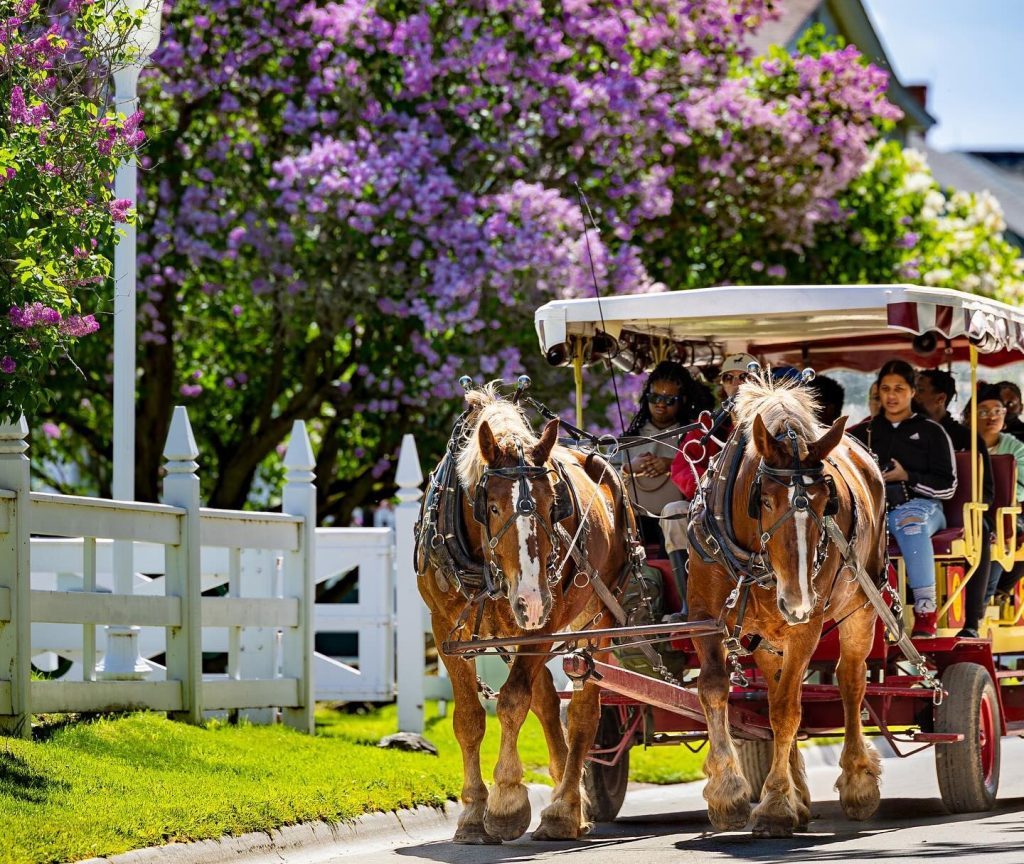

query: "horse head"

left=750, top=413, right=847, bottom=625
left=475, top=417, right=569, bottom=630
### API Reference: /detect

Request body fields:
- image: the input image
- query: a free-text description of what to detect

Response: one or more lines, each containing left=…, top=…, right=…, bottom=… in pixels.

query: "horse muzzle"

left=512, top=589, right=552, bottom=630
left=777, top=597, right=812, bottom=626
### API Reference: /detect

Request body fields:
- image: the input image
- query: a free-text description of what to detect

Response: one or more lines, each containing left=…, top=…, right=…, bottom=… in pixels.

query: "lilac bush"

left=39, top=0, right=901, bottom=517
left=0, top=0, right=145, bottom=421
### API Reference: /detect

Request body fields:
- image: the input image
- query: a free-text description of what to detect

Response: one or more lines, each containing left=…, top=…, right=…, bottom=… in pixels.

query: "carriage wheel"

left=736, top=739, right=773, bottom=801
left=583, top=706, right=632, bottom=822
left=935, top=662, right=1001, bottom=813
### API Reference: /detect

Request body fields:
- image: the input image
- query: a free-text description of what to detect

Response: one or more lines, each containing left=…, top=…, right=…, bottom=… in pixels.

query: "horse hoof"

left=453, top=828, right=502, bottom=845
left=707, top=799, right=751, bottom=832
left=532, top=815, right=584, bottom=841
left=752, top=818, right=794, bottom=839
left=484, top=788, right=532, bottom=842
left=837, top=770, right=881, bottom=820
left=840, top=793, right=880, bottom=822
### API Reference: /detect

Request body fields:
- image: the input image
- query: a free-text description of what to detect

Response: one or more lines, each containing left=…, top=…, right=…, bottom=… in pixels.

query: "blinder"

left=747, top=466, right=839, bottom=520
left=472, top=482, right=489, bottom=526
left=472, top=464, right=574, bottom=526
left=552, top=472, right=574, bottom=524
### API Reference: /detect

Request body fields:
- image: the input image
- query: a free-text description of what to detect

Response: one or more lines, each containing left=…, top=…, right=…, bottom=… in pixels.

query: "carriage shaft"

left=441, top=618, right=726, bottom=656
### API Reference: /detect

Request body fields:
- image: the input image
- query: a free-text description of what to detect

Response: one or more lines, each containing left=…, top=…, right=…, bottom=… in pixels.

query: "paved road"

left=273, top=738, right=1024, bottom=864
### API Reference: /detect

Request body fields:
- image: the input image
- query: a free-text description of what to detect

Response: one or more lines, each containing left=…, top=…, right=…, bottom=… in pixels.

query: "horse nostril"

left=515, top=596, right=529, bottom=618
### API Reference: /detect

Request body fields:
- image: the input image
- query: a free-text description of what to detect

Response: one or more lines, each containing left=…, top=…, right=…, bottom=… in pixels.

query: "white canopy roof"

left=534, top=284, right=1024, bottom=371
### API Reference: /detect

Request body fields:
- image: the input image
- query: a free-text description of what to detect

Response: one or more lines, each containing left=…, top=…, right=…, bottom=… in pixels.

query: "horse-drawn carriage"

left=419, top=284, right=1024, bottom=843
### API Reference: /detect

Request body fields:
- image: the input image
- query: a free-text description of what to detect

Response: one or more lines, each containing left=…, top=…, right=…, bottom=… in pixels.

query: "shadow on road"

left=396, top=796, right=1024, bottom=862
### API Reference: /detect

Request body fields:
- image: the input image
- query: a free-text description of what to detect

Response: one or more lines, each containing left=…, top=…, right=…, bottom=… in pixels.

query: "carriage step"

left=907, top=732, right=964, bottom=744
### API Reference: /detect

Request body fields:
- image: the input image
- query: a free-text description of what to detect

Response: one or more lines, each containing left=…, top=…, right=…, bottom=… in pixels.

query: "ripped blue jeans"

left=887, top=497, right=945, bottom=593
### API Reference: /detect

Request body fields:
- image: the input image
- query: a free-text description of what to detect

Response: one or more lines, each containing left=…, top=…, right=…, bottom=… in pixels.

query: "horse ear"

left=806, top=416, right=848, bottom=465
left=478, top=420, right=498, bottom=465
left=752, top=414, right=788, bottom=465
left=532, top=418, right=560, bottom=465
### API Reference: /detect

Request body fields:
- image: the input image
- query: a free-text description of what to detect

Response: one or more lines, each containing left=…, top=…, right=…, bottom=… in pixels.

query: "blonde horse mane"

left=455, top=382, right=572, bottom=491
left=733, top=374, right=822, bottom=458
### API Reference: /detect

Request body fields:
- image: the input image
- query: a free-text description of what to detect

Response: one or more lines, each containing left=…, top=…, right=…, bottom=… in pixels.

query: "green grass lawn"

left=0, top=703, right=704, bottom=864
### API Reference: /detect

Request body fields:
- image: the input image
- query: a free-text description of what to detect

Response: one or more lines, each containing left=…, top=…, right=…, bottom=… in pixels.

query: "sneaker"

left=911, top=610, right=937, bottom=638
left=956, top=626, right=979, bottom=639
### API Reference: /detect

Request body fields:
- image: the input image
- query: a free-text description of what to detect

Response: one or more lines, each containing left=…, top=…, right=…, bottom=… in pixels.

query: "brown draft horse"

left=417, top=384, right=639, bottom=843
left=689, top=376, right=888, bottom=838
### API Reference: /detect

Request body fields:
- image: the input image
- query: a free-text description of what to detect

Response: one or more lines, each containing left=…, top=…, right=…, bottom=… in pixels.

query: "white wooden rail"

left=0, top=409, right=318, bottom=737
left=28, top=528, right=396, bottom=706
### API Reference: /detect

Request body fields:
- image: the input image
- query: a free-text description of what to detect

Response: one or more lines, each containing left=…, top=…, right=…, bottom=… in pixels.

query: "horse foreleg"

left=754, top=650, right=811, bottom=831
left=695, top=631, right=751, bottom=831
left=534, top=678, right=600, bottom=840
left=438, top=647, right=498, bottom=845
left=835, top=605, right=882, bottom=821
left=751, top=638, right=815, bottom=838
left=484, top=654, right=544, bottom=841
left=531, top=664, right=568, bottom=786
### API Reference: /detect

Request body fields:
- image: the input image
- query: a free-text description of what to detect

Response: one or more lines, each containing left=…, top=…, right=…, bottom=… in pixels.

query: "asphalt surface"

left=260, top=737, right=1024, bottom=864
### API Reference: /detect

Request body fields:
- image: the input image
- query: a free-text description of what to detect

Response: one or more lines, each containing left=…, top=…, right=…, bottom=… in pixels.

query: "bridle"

left=472, top=443, right=574, bottom=597
left=747, top=427, right=839, bottom=587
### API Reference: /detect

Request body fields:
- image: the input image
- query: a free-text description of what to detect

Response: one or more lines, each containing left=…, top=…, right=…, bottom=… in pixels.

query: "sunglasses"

left=720, top=372, right=750, bottom=385
left=979, top=408, right=1007, bottom=419
left=648, top=393, right=679, bottom=406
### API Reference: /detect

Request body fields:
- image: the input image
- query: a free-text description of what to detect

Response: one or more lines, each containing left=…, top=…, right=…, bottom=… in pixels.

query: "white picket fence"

left=0, top=410, right=432, bottom=737
left=28, top=528, right=397, bottom=703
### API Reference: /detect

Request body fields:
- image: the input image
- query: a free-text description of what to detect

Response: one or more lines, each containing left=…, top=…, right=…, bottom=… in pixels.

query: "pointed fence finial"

left=163, top=406, right=199, bottom=473
left=396, top=434, right=423, bottom=500
left=283, top=420, right=315, bottom=483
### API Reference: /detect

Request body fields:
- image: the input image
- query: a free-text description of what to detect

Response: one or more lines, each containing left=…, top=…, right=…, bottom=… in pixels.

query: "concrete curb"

left=77, top=785, right=554, bottom=864
left=77, top=808, right=457, bottom=864
left=79, top=742, right=896, bottom=864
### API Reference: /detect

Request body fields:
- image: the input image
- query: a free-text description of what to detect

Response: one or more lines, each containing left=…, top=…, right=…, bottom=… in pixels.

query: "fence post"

left=239, top=548, right=277, bottom=725
left=162, top=407, right=203, bottom=724
left=0, top=416, right=31, bottom=737
left=395, top=433, right=425, bottom=733
left=282, top=420, right=316, bottom=734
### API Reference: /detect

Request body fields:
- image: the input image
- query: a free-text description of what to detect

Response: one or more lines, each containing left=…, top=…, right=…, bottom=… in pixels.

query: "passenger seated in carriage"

left=972, top=384, right=1024, bottom=607
left=620, top=361, right=708, bottom=556
left=807, top=374, right=845, bottom=426
left=848, top=359, right=957, bottom=638
left=996, top=380, right=1024, bottom=443
left=915, top=368, right=994, bottom=638
left=663, top=353, right=756, bottom=617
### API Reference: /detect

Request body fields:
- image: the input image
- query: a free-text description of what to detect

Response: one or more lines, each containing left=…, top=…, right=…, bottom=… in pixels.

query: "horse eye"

left=489, top=503, right=499, bottom=515
left=762, top=496, right=773, bottom=510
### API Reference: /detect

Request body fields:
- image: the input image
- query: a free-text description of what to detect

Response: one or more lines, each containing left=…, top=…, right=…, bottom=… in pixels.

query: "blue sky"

left=863, top=0, right=1024, bottom=151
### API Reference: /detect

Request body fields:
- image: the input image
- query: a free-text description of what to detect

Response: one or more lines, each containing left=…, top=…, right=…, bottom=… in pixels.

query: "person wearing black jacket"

left=849, top=360, right=957, bottom=637
left=917, top=368, right=992, bottom=637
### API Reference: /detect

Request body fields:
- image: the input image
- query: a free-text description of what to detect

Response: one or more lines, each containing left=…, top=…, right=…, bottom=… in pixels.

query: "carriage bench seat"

left=886, top=451, right=978, bottom=560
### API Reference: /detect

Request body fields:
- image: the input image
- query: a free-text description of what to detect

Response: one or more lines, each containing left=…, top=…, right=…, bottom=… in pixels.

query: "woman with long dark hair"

left=621, top=361, right=708, bottom=610
left=848, top=359, right=957, bottom=637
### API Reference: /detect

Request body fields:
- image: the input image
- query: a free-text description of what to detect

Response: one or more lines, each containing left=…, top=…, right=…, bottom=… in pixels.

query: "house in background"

left=753, top=0, right=1024, bottom=250
left=912, top=146, right=1024, bottom=250
left=746, top=0, right=935, bottom=143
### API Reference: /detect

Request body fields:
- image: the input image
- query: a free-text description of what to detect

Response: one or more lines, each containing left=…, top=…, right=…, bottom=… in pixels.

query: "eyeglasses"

left=979, top=408, right=1007, bottom=419
left=648, top=393, right=679, bottom=406
left=720, top=373, right=750, bottom=385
